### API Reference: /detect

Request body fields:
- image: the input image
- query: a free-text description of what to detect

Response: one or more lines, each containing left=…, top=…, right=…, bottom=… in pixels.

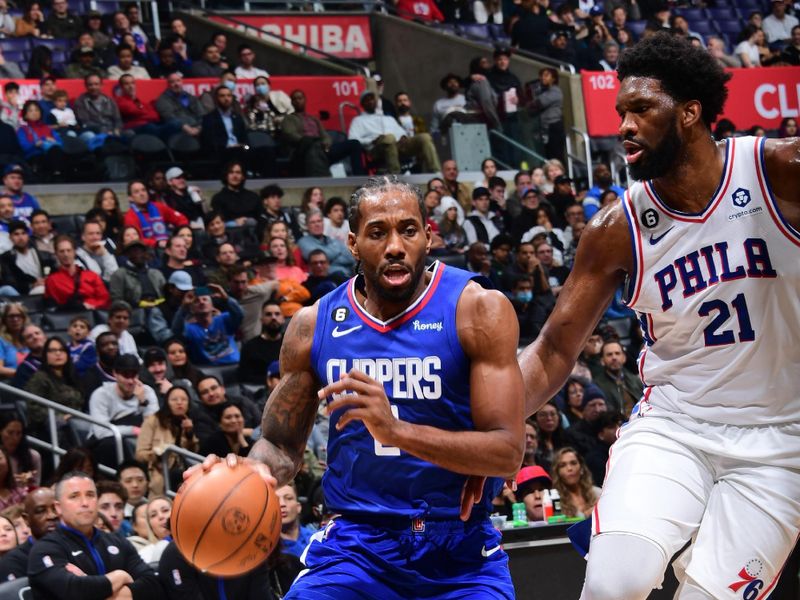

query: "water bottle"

left=550, top=489, right=562, bottom=515
left=511, top=502, right=527, bottom=525
left=542, top=489, right=554, bottom=521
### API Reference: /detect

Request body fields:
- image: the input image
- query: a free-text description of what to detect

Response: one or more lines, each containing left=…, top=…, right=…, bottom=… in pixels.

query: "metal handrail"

left=161, top=444, right=204, bottom=498
left=610, top=149, right=628, bottom=188
left=178, top=5, right=372, bottom=78
left=0, top=382, right=125, bottom=476
left=488, top=129, right=548, bottom=166
left=565, top=126, right=594, bottom=188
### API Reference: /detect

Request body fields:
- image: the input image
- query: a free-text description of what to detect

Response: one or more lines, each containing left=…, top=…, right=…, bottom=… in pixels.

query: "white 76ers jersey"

left=621, top=136, right=800, bottom=426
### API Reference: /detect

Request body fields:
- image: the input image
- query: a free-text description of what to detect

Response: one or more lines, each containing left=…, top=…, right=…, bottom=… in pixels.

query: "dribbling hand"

left=182, top=453, right=277, bottom=489
left=320, top=370, right=399, bottom=446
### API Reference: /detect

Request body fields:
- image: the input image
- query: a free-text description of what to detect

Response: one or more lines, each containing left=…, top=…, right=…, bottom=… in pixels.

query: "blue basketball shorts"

left=283, top=515, right=515, bottom=600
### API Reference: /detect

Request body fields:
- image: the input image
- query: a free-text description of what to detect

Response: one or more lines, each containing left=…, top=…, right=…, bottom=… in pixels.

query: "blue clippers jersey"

left=311, top=261, right=502, bottom=520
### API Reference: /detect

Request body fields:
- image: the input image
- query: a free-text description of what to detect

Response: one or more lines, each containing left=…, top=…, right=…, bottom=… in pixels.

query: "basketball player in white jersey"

left=514, top=32, right=800, bottom=599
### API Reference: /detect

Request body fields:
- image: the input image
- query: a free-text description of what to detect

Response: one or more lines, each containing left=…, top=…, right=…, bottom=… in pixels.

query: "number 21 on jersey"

left=699, top=293, right=755, bottom=347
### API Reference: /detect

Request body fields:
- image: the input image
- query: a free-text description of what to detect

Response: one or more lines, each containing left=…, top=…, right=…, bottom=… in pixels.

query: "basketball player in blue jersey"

left=504, top=33, right=800, bottom=599
left=190, top=176, right=525, bottom=599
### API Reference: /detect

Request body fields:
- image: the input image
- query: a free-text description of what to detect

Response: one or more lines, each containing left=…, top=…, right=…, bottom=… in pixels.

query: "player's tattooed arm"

left=249, top=305, right=320, bottom=488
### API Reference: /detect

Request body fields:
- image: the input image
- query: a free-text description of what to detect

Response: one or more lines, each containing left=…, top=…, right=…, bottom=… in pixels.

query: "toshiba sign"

left=211, top=14, right=372, bottom=59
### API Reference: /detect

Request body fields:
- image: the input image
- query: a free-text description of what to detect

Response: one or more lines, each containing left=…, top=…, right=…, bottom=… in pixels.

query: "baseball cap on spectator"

left=78, top=46, right=95, bottom=56
left=3, top=164, right=23, bottom=176
left=143, top=347, right=167, bottom=367
left=252, top=252, right=278, bottom=266
left=114, top=354, right=140, bottom=374
left=267, top=361, right=280, bottom=378
left=554, top=175, right=573, bottom=185
left=551, top=30, right=569, bottom=42
left=520, top=186, right=539, bottom=197
left=87, top=9, right=102, bottom=18
left=168, top=270, right=193, bottom=291
left=165, top=167, right=184, bottom=181
left=123, top=240, right=148, bottom=253
left=373, top=73, right=383, bottom=84
left=493, top=46, right=512, bottom=58
left=472, top=187, right=490, bottom=200
left=516, top=466, right=552, bottom=497
left=589, top=5, right=605, bottom=16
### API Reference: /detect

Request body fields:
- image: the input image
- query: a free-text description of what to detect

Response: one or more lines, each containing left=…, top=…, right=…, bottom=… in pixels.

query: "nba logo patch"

left=731, top=187, right=751, bottom=208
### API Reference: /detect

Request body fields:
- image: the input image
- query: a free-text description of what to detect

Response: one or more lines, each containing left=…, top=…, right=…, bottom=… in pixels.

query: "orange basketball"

left=171, top=461, right=281, bottom=577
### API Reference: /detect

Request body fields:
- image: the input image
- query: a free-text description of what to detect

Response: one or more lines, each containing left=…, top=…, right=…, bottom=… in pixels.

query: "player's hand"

left=321, top=370, right=399, bottom=446
left=182, top=453, right=277, bottom=488
left=460, top=475, right=486, bottom=521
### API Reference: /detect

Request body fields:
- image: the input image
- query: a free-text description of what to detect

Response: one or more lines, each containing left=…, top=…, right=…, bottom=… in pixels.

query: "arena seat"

left=708, top=7, right=740, bottom=21
left=41, top=310, right=95, bottom=332
left=50, top=214, right=80, bottom=238
left=0, top=576, right=30, bottom=600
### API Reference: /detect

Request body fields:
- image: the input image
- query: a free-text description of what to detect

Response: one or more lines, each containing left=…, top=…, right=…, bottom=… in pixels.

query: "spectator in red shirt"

left=123, top=180, right=188, bottom=249
left=115, top=75, right=180, bottom=141
left=395, top=0, right=444, bottom=21
left=45, top=235, right=110, bottom=310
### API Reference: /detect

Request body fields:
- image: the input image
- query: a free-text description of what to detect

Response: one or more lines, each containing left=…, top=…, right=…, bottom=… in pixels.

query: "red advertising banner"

left=209, top=14, right=372, bottom=59
left=580, top=67, right=800, bottom=137
left=0, top=75, right=366, bottom=131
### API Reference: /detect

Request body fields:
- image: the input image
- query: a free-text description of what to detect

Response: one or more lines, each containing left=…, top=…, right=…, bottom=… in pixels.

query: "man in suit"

left=201, top=84, right=248, bottom=170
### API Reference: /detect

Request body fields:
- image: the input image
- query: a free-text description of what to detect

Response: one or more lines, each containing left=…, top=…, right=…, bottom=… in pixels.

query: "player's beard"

left=366, top=259, right=427, bottom=303
left=627, top=119, right=682, bottom=182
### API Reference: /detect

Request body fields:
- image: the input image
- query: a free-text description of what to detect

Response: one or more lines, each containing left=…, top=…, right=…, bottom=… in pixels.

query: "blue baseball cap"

left=267, top=361, right=280, bottom=378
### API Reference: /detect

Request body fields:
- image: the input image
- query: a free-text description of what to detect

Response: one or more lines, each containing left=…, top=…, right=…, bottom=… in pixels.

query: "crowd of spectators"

left=0, top=125, right=793, bottom=596
left=392, top=0, right=800, bottom=71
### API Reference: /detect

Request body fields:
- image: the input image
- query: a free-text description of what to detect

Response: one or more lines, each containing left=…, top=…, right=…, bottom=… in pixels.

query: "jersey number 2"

left=374, top=405, right=400, bottom=456
left=698, top=293, right=755, bottom=346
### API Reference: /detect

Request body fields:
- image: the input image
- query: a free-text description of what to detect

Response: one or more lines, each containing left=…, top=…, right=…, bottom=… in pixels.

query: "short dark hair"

left=109, top=300, right=132, bottom=317
left=488, top=176, right=506, bottom=189
left=238, top=43, right=253, bottom=55
left=116, top=43, right=133, bottom=56
left=8, top=220, right=27, bottom=234
left=3, top=82, right=18, bottom=94
left=349, top=176, right=425, bottom=232
left=260, top=184, right=284, bottom=199
left=617, top=32, right=731, bottom=128
left=323, top=196, right=347, bottom=217
left=204, top=210, right=224, bottom=228
left=202, top=41, right=218, bottom=54
left=514, top=170, right=532, bottom=185
left=97, top=479, right=128, bottom=503
left=30, top=208, right=50, bottom=222
left=308, top=249, right=328, bottom=262
left=117, top=459, right=149, bottom=481
left=127, top=178, right=147, bottom=196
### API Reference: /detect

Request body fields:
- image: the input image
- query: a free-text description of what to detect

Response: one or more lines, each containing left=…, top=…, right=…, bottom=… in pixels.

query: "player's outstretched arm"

left=248, top=305, right=321, bottom=488
left=323, top=285, right=524, bottom=479
left=519, top=203, right=632, bottom=417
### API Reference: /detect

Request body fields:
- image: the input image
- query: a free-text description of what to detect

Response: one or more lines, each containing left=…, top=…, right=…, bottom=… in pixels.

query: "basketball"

left=171, top=461, right=281, bottom=577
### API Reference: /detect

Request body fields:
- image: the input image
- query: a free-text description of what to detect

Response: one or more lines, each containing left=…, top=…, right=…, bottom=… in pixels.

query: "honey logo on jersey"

left=728, top=558, right=764, bottom=600
left=731, top=187, right=751, bottom=208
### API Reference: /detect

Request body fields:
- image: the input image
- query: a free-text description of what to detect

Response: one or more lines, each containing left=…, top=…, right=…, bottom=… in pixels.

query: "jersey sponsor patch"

left=732, top=187, right=751, bottom=208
